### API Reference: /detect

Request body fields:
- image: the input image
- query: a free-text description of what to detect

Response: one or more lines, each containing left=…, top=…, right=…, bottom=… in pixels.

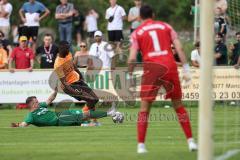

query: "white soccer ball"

left=112, top=112, right=124, bottom=123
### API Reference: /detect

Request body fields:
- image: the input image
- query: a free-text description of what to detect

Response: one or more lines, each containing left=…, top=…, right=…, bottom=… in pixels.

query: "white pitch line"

left=215, top=149, right=240, bottom=160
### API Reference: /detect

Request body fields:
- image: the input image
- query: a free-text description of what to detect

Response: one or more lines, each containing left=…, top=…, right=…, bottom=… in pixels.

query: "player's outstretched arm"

left=173, top=39, right=188, bottom=65
left=11, top=122, right=29, bottom=128
left=46, top=87, right=58, bottom=105
left=128, top=47, right=138, bottom=74
left=173, top=38, right=191, bottom=83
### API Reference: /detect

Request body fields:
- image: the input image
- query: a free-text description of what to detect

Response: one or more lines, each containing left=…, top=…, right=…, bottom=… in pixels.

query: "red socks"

left=137, top=112, right=149, bottom=143
left=137, top=106, right=192, bottom=143
left=175, top=106, right=193, bottom=139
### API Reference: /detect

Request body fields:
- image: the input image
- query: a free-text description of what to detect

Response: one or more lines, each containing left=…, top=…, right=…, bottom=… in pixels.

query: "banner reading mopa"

left=0, top=67, right=239, bottom=103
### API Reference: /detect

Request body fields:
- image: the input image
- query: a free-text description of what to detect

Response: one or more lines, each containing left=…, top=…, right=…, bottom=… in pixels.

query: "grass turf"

left=0, top=105, right=239, bottom=160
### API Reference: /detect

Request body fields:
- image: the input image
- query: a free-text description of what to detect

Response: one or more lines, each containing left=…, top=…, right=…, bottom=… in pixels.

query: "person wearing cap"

left=9, top=36, right=35, bottom=72
left=88, top=31, right=115, bottom=70
left=0, top=40, right=8, bottom=69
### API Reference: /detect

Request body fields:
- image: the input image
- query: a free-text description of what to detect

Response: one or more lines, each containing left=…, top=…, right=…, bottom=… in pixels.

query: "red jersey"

left=11, top=47, right=35, bottom=69
left=131, top=19, right=178, bottom=67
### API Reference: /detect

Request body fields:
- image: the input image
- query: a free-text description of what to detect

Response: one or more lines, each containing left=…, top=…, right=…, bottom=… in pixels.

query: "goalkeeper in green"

left=11, top=88, right=123, bottom=127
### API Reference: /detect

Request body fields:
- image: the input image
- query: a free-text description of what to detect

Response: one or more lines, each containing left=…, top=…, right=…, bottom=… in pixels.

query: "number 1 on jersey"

left=149, top=31, right=161, bottom=52
left=148, top=30, right=168, bottom=57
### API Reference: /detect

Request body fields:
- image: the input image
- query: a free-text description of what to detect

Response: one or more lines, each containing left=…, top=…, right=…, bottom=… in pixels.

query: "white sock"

left=187, top=138, right=194, bottom=142
left=138, top=143, right=145, bottom=148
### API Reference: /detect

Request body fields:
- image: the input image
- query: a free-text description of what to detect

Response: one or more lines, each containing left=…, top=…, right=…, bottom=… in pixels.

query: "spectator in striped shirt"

left=55, top=0, right=74, bottom=44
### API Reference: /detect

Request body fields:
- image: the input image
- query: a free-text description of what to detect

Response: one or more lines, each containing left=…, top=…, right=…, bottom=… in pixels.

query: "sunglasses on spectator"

left=80, top=45, right=86, bottom=48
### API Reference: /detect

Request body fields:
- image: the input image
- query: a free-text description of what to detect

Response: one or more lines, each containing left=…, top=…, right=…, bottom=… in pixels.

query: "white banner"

left=0, top=67, right=239, bottom=103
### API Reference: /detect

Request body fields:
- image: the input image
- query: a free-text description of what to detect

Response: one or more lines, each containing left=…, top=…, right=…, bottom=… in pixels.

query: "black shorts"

left=22, top=26, right=39, bottom=42
left=108, top=30, right=123, bottom=42
left=73, top=26, right=84, bottom=36
left=66, top=80, right=99, bottom=108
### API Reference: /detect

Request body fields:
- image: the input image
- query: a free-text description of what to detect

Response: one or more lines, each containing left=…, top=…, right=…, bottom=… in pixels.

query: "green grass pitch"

left=0, top=104, right=239, bottom=160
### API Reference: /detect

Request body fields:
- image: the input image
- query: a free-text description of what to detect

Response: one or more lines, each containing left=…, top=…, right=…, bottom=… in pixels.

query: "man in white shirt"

left=19, top=0, right=50, bottom=51
left=0, top=0, right=12, bottom=39
left=128, top=0, right=142, bottom=63
left=88, top=31, right=115, bottom=69
left=105, top=0, right=126, bottom=59
left=128, top=0, right=142, bottom=33
left=191, top=42, right=200, bottom=67
left=85, top=9, right=99, bottom=38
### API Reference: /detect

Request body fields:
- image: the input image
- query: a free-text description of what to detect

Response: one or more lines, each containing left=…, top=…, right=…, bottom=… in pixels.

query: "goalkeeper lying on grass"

left=11, top=88, right=124, bottom=127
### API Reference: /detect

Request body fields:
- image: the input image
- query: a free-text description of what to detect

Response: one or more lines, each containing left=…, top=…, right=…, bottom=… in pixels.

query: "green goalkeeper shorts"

left=58, top=110, right=85, bottom=126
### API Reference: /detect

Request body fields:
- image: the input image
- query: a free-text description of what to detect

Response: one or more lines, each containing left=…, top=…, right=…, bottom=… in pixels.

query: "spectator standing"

left=0, top=0, right=12, bottom=39
left=105, top=0, right=126, bottom=59
left=85, top=9, right=99, bottom=39
left=74, top=41, right=89, bottom=68
left=0, top=40, right=8, bottom=69
left=229, top=32, right=240, bottom=67
left=214, top=33, right=228, bottom=66
left=9, top=36, right=34, bottom=72
left=128, top=0, right=142, bottom=63
left=88, top=31, right=115, bottom=69
left=73, top=9, right=85, bottom=46
left=214, top=7, right=227, bottom=39
left=191, top=42, right=201, bottom=67
left=128, top=0, right=142, bottom=33
left=19, top=0, right=50, bottom=52
left=55, top=0, right=74, bottom=44
left=190, top=1, right=200, bottom=42
left=0, top=30, right=12, bottom=55
left=36, top=34, right=58, bottom=69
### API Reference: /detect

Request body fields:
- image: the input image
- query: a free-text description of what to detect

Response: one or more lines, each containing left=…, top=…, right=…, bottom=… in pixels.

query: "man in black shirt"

left=36, top=34, right=58, bottom=69
left=230, top=32, right=240, bottom=68
left=214, top=33, right=228, bottom=66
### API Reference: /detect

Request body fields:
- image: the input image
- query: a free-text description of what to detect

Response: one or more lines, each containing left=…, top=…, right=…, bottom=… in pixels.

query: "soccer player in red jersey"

left=128, top=5, right=197, bottom=153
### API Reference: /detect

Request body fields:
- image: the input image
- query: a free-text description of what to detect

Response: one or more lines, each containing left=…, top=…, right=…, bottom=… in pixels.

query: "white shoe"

left=137, top=143, right=148, bottom=154
left=107, top=105, right=117, bottom=117
left=188, top=138, right=198, bottom=152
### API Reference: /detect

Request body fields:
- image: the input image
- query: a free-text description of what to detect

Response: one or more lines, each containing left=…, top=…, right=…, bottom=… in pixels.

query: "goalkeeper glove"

left=182, top=64, right=192, bottom=86
left=11, top=123, right=20, bottom=128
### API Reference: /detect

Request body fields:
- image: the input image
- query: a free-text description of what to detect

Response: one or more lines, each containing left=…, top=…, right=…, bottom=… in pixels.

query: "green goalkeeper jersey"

left=24, top=102, right=58, bottom=126
left=23, top=103, right=107, bottom=127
